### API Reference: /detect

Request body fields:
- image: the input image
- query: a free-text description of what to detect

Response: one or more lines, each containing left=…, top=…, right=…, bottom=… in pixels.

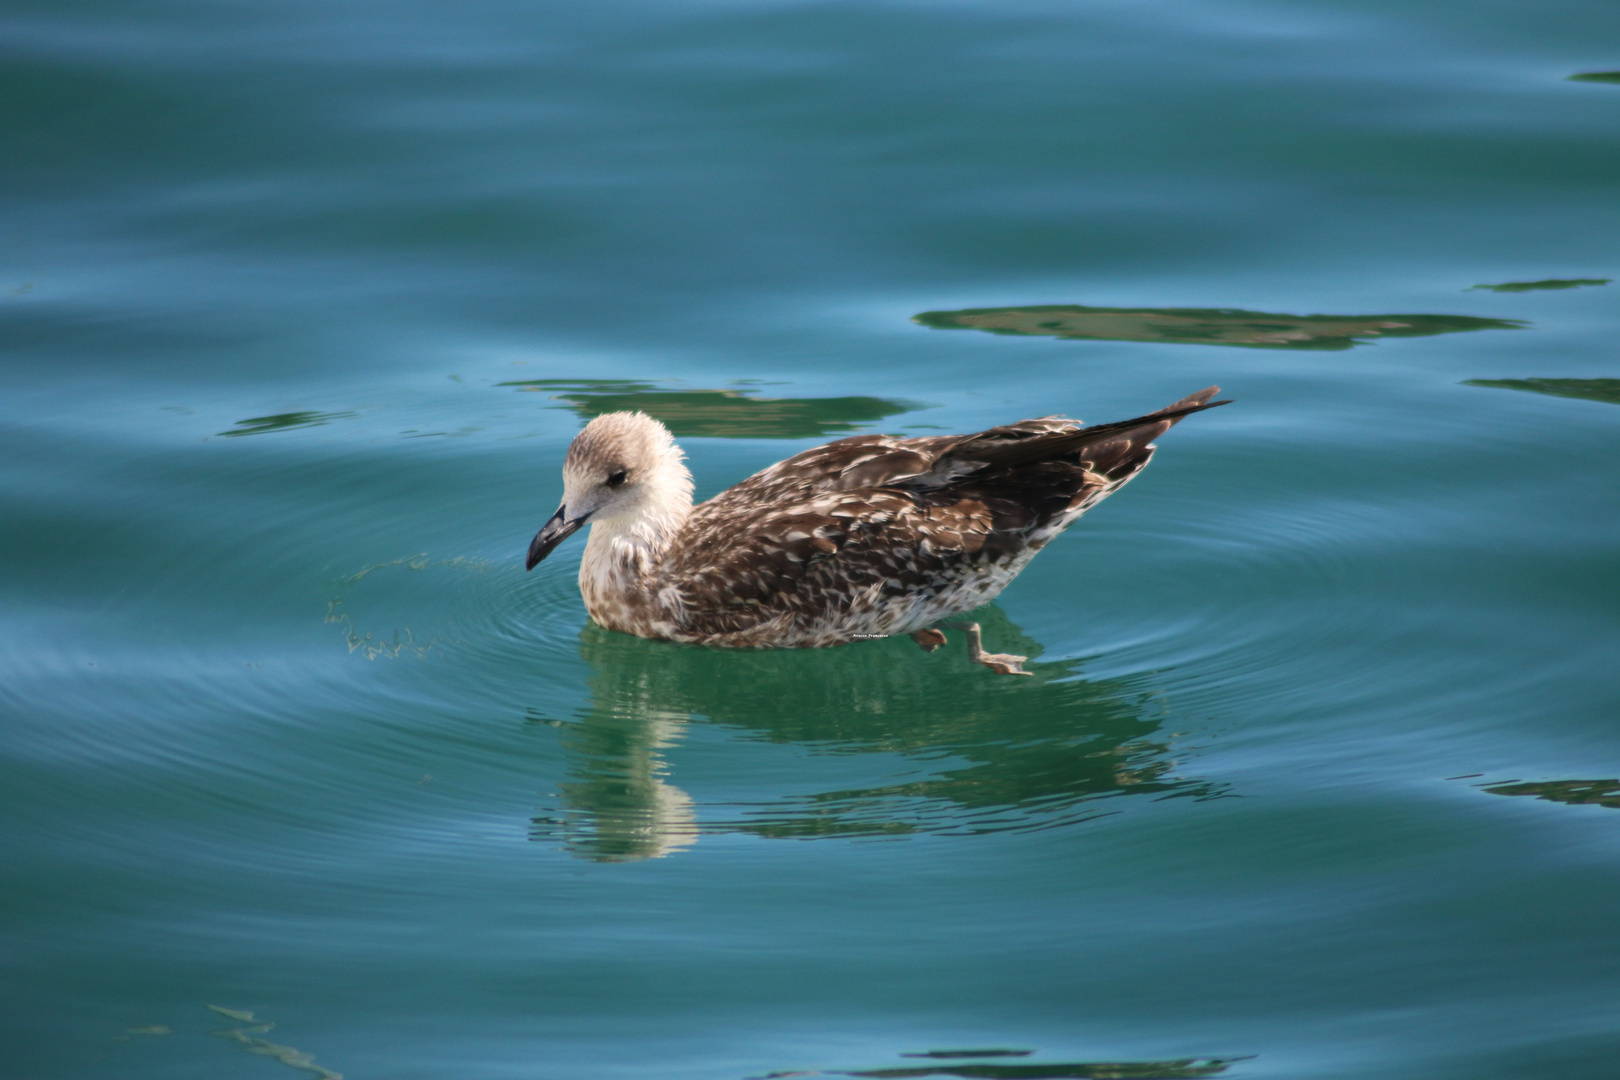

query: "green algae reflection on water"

left=1463, top=378, right=1620, bottom=406
left=1468, top=278, right=1610, bottom=293
left=217, top=410, right=359, bottom=437
left=1482, top=780, right=1620, bottom=810
left=500, top=379, right=917, bottom=438
left=826, top=1055, right=1243, bottom=1079
left=912, top=305, right=1522, bottom=350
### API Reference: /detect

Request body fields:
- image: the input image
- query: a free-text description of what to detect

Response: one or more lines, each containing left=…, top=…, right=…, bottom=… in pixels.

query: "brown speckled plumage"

left=525, top=387, right=1227, bottom=648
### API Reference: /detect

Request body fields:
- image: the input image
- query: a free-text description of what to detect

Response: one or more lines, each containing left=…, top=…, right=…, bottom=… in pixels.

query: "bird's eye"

left=606, top=469, right=628, bottom=487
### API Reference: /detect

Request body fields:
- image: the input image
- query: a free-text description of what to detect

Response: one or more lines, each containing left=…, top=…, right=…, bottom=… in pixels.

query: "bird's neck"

left=578, top=473, right=693, bottom=633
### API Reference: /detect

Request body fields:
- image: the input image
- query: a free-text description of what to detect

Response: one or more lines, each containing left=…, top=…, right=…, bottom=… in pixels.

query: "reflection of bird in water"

left=530, top=613, right=1225, bottom=861
left=525, top=388, right=1227, bottom=673
left=534, top=702, right=698, bottom=863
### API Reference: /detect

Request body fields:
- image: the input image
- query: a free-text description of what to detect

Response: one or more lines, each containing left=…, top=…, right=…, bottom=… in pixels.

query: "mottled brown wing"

left=665, top=485, right=919, bottom=635
left=662, top=388, right=1223, bottom=637
left=662, top=441, right=1084, bottom=638
left=716, top=432, right=953, bottom=502
left=698, top=418, right=1080, bottom=503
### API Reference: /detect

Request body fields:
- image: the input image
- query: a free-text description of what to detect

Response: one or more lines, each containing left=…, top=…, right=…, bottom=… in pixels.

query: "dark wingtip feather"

left=963, top=388, right=1230, bottom=474
left=1169, top=385, right=1223, bottom=408
left=1146, top=385, right=1229, bottom=419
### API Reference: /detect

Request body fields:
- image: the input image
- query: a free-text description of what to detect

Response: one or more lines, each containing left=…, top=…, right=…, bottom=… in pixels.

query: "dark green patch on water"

left=1469, top=278, right=1610, bottom=292
left=902, top=1051, right=1033, bottom=1059
left=1463, top=378, right=1620, bottom=405
left=218, top=410, right=358, bottom=437
left=912, top=306, right=1523, bottom=350
left=1484, top=780, right=1620, bottom=809
left=838, top=1056, right=1240, bottom=1079
left=499, top=379, right=917, bottom=437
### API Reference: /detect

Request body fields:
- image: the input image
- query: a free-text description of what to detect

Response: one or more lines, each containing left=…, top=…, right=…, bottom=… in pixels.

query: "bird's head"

left=526, top=411, right=694, bottom=570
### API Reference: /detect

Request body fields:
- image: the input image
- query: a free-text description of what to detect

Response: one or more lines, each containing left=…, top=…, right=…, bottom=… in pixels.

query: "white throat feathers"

left=546, top=412, right=694, bottom=634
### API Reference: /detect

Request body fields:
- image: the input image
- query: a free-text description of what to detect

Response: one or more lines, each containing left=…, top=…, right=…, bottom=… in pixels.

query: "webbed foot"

left=944, top=622, right=1033, bottom=676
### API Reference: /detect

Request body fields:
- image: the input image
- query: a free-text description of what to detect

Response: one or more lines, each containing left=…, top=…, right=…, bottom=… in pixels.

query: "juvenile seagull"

left=526, top=387, right=1227, bottom=673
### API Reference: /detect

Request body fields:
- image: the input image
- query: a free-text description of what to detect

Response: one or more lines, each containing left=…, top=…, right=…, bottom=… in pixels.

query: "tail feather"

left=963, top=386, right=1228, bottom=474
left=888, top=386, right=1227, bottom=497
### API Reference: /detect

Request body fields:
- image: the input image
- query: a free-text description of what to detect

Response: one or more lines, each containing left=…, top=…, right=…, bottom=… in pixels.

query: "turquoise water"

left=5, top=2, right=1620, bottom=1078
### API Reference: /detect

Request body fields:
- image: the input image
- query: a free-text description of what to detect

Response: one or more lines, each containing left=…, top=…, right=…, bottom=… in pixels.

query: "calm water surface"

left=5, top=2, right=1620, bottom=1078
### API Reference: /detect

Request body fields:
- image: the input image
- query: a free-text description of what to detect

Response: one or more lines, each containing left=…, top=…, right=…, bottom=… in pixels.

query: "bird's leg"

left=911, top=628, right=947, bottom=653
left=944, top=622, right=1032, bottom=676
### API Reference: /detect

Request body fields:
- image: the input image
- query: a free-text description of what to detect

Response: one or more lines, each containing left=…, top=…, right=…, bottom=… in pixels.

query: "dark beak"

left=526, top=506, right=586, bottom=570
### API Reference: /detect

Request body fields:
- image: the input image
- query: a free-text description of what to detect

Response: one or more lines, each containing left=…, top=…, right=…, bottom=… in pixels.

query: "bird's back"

left=654, top=387, right=1223, bottom=647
